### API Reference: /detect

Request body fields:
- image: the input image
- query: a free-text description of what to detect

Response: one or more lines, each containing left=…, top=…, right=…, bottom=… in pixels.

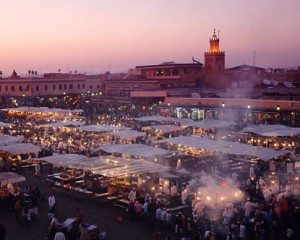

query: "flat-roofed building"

left=104, top=62, right=204, bottom=98
left=0, top=72, right=106, bottom=97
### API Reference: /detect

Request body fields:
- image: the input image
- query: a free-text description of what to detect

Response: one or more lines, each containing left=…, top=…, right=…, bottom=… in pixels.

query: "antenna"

left=253, top=50, right=256, bottom=67
left=218, top=30, right=221, bottom=39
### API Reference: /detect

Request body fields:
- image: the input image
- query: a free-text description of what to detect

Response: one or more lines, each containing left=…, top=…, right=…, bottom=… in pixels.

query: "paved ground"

left=0, top=172, right=187, bottom=240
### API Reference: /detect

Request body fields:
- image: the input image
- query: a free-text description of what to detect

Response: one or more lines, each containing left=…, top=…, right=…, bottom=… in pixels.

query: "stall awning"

left=182, top=119, right=236, bottom=129
left=1, top=107, right=83, bottom=115
left=99, top=143, right=174, bottom=158
left=47, top=121, right=83, bottom=128
left=109, top=130, right=146, bottom=140
left=0, top=143, right=41, bottom=155
left=0, top=122, right=14, bottom=127
left=157, top=136, right=290, bottom=161
left=241, top=124, right=300, bottom=137
left=0, top=172, right=26, bottom=185
left=37, top=155, right=170, bottom=178
left=132, top=116, right=194, bottom=126
left=150, top=125, right=184, bottom=134
left=76, top=125, right=130, bottom=133
left=0, top=135, right=24, bottom=146
left=36, top=154, right=89, bottom=166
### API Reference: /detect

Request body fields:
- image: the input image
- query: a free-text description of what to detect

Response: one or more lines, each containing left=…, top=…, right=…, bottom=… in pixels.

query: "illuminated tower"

left=204, top=28, right=225, bottom=88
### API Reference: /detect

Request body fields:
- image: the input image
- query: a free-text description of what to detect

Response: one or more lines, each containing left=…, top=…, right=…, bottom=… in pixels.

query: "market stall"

left=0, top=143, right=41, bottom=156
left=0, top=172, right=26, bottom=212
left=0, top=135, right=24, bottom=146
left=108, top=130, right=146, bottom=142
left=76, top=124, right=130, bottom=133
left=241, top=124, right=300, bottom=137
left=157, top=136, right=290, bottom=161
left=181, top=119, right=236, bottom=129
left=98, top=143, right=175, bottom=161
left=240, top=124, right=300, bottom=150
left=47, top=121, right=83, bottom=128
left=0, top=122, right=15, bottom=128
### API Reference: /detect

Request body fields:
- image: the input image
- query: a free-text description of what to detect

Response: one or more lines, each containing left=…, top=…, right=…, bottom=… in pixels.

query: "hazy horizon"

left=0, top=0, right=299, bottom=75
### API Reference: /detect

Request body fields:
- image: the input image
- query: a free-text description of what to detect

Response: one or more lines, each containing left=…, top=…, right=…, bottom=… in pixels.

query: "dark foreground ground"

left=0, top=172, right=186, bottom=240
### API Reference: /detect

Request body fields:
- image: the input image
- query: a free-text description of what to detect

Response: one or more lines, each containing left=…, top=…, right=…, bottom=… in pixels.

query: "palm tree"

left=0, top=71, right=2, bottom=78
left=34, top=71, right=37, bottom=77
left=28, top=70, right=31, bottom=76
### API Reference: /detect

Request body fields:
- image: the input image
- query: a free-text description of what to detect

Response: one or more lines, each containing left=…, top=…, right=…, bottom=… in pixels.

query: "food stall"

left=240, top=124, right=300, bottom=150
left=0, top=172, right=26, bottom=212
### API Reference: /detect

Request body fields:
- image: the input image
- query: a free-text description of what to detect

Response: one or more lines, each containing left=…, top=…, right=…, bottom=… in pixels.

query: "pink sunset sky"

left=0, top=0, right=299, bottom=75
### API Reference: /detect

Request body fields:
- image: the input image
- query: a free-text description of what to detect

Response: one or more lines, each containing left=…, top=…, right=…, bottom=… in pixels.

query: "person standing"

left=14, top=198, right=22, bottom=220
left=76, top=208, right=83, bottom=224
left=128, top=187, right=137, bottom=202
left=249, top=164, right=256, bottom=180
left=79, top=223, right=90, bottom=240
left=170, top=183, right=178, bottom=197
left=48, top=194, right=56, bottom=210
left=35, top=163, right=41, bottom=176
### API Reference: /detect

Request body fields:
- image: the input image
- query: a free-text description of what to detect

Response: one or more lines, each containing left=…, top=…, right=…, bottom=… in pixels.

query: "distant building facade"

left=0, top=73, right=106, bottom=97
left=105, top=62, right=204, bottom=98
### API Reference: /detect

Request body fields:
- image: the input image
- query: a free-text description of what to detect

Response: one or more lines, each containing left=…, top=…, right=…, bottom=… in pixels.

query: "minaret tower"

left=204, top=28, right=225, bottom=88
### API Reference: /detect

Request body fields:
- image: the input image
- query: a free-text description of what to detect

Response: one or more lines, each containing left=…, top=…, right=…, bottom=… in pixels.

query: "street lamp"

left=276, top=105, right=280, bottom=111
left=221, top=103, right=225, bottom=108
left=247, top=105, right=251, bottom=109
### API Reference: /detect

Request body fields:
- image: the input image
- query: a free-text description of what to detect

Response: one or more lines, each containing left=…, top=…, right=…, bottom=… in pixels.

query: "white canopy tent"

left=1, top=107, right=84, bottom=115
left=77, top=125, right=130, bottom=133
left=0, top=172, right=26, bottom=185
left=241, top=124, right=300, bottom=137
left=36, top=154, right=89, bottom=166
left=150, top=125, right=184, bottom=134
left=109, top=130, right=146, bottom=141
left=157, top=136, right=290, bottom=161
left=133, top=116, right=182, bottom=123
left=99, top=143, right=174, bottom=158
left=94, top=162, right=169, bottom=178
left=182, top=119, right=237, bottom=129
left=0, top=143, right=41, bottom=155
left=47, top=121, right=83, bottom=128
left=133, top=116, right=194, bottom=126
left=0, top=135, right=24, bottom=146
left=0, top=122, right=14, bottom=127
left=38, top=155, right=169, bottom=178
